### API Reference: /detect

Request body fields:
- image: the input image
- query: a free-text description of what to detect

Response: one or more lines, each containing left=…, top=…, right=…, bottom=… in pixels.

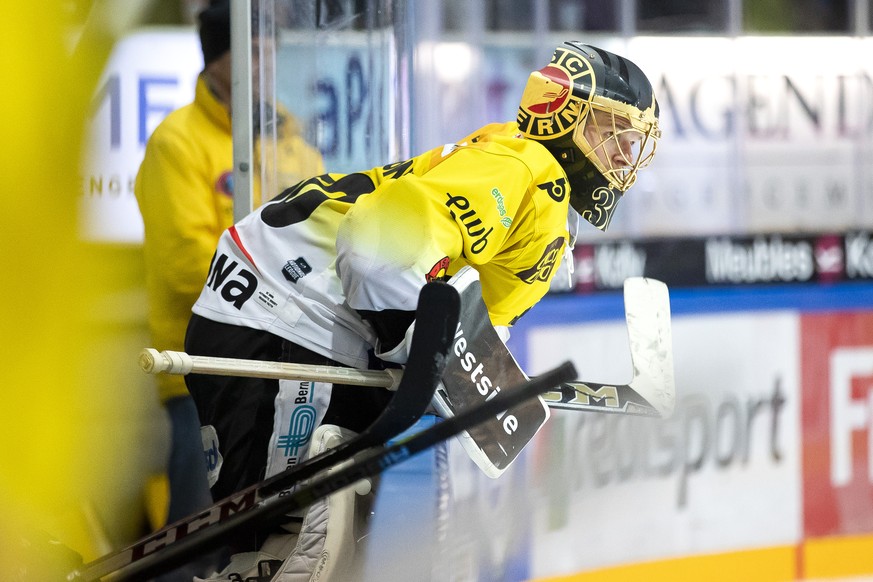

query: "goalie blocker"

left=431, top=267, right=549, bottom=478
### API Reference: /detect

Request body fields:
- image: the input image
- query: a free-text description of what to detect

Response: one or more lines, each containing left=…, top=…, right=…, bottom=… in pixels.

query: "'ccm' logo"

left=206, top=253, right=257, bottom=309
left=543, top=383, right=619, bottom=408
left=830, top=346, right=873, bottom=486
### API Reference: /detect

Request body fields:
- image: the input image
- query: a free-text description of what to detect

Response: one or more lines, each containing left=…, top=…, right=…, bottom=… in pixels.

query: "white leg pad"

left=197, top=424, right=371, bottom=582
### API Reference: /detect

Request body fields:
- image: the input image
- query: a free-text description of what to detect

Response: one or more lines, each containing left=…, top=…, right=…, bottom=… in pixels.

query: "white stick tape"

left=139, top=348, right=401, bottom=390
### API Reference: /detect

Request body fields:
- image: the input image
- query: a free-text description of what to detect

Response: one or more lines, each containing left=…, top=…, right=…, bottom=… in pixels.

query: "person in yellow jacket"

left=133, top=1, right=323, bottom=578
left=180, top=41, right=660, bottom=577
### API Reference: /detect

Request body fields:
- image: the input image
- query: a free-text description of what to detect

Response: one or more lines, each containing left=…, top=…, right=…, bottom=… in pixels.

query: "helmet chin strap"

left=555, top=147, right=576, bottom=164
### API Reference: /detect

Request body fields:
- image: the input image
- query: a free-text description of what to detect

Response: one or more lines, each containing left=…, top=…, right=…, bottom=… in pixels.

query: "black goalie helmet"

left=517, top=42, right=660, bottom=230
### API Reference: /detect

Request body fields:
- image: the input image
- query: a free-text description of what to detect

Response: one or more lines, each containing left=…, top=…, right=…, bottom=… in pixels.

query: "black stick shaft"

left=109, top=361, right=575, bottom=581
left=71, top=283, right=461, bottom=582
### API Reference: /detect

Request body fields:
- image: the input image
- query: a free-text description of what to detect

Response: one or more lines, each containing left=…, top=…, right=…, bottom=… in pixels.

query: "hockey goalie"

left=122, top=40, right=660, bottom=582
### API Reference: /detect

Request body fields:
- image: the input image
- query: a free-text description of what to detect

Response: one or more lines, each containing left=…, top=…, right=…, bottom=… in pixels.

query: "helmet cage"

left=516, top=42, right=661, bottom=230
left=572, top=101, right=659, bottom=192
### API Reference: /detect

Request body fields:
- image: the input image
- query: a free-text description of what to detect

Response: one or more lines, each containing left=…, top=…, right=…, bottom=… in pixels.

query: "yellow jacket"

left=135, top=74, right=324, bottom=402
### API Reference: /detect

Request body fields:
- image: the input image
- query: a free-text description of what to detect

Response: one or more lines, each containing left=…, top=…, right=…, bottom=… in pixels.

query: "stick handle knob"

left=139, top=349, right=194, bottom=375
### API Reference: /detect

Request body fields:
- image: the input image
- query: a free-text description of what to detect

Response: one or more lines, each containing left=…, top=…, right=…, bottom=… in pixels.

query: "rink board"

left=519, top=282, right=873, bottom=580
left=363, top=282, right=873, bottom=581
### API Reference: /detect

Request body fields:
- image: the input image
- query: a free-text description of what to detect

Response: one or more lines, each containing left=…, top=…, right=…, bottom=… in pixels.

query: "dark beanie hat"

left=198, top=0, right=230, bottom=65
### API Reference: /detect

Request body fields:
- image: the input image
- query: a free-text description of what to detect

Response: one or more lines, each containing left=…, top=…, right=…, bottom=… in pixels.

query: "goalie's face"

left=574, top=106, right=659, bottom=192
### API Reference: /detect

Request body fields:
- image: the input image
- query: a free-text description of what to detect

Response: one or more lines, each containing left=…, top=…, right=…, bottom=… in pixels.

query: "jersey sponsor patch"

left=445, top=192, right=494, bottom=255
left=282, top=257, right=312, bottom=283
left=206, top=252, right=258, bottom=309
left=515, top=236, right=565, bottom=284
left=266, top=379, right=332, bottom=478
left=490, top=187, right=513, bottom=228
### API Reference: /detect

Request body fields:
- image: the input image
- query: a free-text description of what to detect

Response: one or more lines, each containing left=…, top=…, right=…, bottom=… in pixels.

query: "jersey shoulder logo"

left=537, top=178, right=568, bottom=202
left=426, top=256, right=451, bottom=282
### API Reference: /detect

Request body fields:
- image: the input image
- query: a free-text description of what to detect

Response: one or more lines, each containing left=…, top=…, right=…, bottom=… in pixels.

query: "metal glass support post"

left=231, top=0, right=254, bottom=222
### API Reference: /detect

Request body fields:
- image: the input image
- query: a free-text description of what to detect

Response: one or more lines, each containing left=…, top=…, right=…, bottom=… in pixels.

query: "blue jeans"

left=156, top=396, right=222, bottom=581
left=164, top=396, right=213, bottom=522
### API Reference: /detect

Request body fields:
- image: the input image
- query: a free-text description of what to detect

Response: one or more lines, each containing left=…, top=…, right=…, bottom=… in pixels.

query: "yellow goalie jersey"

left=192, top=121, right=574, bottom=368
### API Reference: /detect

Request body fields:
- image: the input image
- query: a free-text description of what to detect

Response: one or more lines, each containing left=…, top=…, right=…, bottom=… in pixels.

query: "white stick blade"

left=623, top=277, right=676, bottom=418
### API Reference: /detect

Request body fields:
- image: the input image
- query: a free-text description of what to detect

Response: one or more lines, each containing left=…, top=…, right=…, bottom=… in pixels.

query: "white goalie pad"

left=430, top=266, right=550, bottom=478
left=196, top=424, right=372, bottom=582
left=370, top=266, right=548, bottom=478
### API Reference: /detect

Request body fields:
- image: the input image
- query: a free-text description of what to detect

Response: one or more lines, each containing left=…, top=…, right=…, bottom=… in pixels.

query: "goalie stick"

left=75, top=361, right=576, bottom=582
left=142, top=277, right=675, bottom=418
left=69, top=282, right=460, bottom=582
left=542, top=277, right=675, bottom=418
